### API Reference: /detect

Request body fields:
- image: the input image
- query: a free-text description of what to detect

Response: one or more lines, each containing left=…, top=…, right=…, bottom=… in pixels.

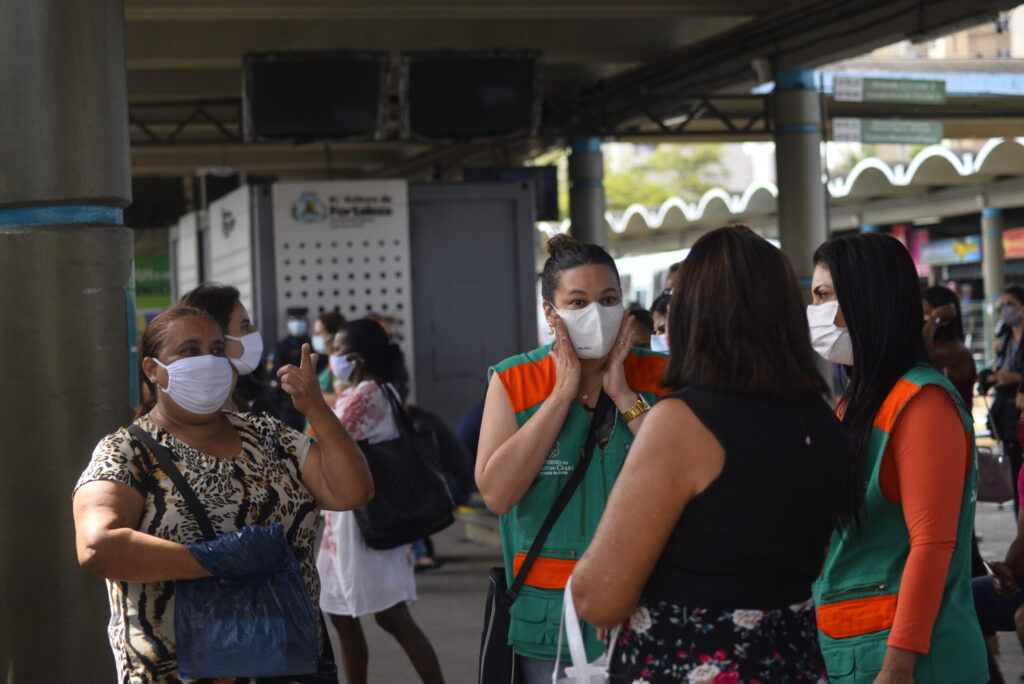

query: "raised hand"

left=277, top=343, right=327, bottom=416
left=550, top=313, right=582, bottom=403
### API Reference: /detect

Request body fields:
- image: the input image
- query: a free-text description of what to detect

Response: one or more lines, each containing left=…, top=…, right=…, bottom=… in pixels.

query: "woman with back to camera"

left=72, top=305, right=373, bottom=682
left=921, top=285, right=976, bottom=409
left=179, top=282, right=277, bottom=415
left=809, top=233, right=986, bottom=683
left=315, top=318, right=445, bottom=684
left=572, top=225, right=854, bottom=683
left=476, top=234, right=670, bottom=683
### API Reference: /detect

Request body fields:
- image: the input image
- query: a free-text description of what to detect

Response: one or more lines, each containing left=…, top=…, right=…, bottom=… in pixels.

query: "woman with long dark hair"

left=572, top=226, right=854, bottom=682
left=315, top=318, right=445, bottom=684
left=810, top=233, right=987, bottom=683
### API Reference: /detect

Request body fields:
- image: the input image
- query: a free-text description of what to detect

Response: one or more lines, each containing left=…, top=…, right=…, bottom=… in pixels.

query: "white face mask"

left=311, top=334, right=329, bottom=355
left=554, top=302, right=625, bottom=359
left=650, top=334, right=669, bottom=353
left=287, top=319, right=307, bottom=337
left=224, top=331, right=263, bottom=375
left=154, top=355, right=234, bottom=415
left=330, top=354, right=357, bottom=381
left=807, top=300, right=854, bottom=366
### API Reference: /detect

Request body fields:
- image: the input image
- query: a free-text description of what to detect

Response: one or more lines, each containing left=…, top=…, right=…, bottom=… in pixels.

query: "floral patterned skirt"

left=608, top=598, right=828, bottom=684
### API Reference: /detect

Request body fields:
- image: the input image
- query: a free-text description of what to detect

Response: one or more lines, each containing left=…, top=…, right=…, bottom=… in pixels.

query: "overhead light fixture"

left=912, top=216, right=942, bottom=226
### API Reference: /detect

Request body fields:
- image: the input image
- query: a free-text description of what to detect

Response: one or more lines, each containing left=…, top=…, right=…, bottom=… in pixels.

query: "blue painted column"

left=773, top=70, right=827, bottom=290
left=0, top=0, right=132, bottom=681
left=568, top=137, right=606, bottom=245
left=982, top=206, right=1005, bottom=366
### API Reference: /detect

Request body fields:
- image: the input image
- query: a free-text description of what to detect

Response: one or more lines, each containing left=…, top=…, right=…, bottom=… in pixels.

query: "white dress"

left=317, top=381, right=417, bottom=617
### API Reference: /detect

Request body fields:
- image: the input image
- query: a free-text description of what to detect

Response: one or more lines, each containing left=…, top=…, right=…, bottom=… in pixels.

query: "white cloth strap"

left=552, top=577, right=620, bottom=684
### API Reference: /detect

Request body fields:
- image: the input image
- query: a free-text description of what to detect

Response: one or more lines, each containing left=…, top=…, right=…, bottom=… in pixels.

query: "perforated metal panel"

left=270, top=180, right=415, bottom=386
left=208, top=186, right=255, bottom=314
left=170, top=211, right=199, bottom=300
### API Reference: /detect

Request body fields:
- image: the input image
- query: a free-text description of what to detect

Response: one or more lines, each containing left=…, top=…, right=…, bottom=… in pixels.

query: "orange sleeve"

left=878, top=384, right=968, bottom=654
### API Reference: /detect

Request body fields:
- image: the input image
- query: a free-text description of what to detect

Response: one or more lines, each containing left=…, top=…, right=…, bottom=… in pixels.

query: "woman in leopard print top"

left=73, top=306, right=373, bottom=683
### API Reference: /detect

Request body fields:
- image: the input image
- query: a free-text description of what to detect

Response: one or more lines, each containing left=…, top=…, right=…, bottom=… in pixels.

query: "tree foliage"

left=604, top=144, right=727, bottom=211
left=528, top=143, right=728, bottom=217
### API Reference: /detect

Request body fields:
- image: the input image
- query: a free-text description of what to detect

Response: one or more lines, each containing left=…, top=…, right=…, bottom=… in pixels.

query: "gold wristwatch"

left=621, top=393, right=651, bottom=423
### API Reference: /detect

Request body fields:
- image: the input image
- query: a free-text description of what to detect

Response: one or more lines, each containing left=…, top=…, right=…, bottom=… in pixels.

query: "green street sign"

left=834, top=76, right=946, bottom=105
left=832, top=117, right=944, bottom=145
left=135, top=253, right=172, bottom=309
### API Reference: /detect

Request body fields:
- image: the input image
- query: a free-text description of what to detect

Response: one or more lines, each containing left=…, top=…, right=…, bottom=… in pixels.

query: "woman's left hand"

left=872, top=667, right=914, bottom=684
left=602, top=310, right=636, bottom=401
left=871, top=647, right=917, bottom=684
left=277, top=343, right=327, bottom=416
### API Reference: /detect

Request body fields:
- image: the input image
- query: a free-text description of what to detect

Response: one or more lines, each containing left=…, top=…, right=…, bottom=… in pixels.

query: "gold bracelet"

left=621, top=394, right=651, bottom=423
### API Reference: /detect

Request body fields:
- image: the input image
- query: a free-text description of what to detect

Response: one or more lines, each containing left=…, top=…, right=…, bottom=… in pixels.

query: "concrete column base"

left=0, top=224, right=132, bottom=683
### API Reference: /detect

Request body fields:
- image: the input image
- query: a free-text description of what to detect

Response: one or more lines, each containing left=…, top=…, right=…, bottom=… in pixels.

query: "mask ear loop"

left=149, top=358, right=170, bottom=392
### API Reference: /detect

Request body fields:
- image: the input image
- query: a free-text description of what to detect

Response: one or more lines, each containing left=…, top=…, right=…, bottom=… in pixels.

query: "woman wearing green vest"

left=476, top=234, right=670, bottom=683
left=809, top=233, right=988, bottom=683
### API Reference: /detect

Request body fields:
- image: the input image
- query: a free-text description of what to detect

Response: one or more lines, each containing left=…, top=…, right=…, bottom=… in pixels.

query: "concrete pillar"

left=982, top=207, right=1005, bottom=366
left=773, top=69, right=831, bottom=385
left=568, top=137, right=606, bottom=245
left=773, top=69, right=828, bottom=288
left=0, top=1, right=132, bottom=681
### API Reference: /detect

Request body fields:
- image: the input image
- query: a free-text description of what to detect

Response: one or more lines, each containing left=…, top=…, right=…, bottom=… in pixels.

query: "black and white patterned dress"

left=74, top=412, right=329, bottom=684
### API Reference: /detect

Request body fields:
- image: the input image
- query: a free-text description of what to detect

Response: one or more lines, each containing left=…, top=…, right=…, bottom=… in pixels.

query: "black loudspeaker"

left=243, top=51, right=389, bottom=142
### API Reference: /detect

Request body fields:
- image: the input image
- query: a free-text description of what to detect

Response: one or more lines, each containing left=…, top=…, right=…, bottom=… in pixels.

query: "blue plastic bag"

left=175, top=526, right=319, bottom=679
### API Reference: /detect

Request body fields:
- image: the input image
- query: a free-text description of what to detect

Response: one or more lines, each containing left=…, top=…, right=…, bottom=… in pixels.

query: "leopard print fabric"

left=74, top=412, right=324, bottom=683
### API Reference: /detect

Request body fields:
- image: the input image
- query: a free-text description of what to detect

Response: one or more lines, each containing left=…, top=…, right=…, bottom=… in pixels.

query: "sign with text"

left=1001, top=227, right=1024, bottom=260
left=134, top=253, right=172, bottom=309
left=920, top=236, right=981, bottom=266
left=271, top=179, right=415, bottom=390
left=834, top=76, right=946, bottom=105
left=833, top=117, right=943, bottom=145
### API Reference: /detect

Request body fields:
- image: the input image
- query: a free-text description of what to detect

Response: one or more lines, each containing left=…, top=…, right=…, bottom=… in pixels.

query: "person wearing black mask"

left=271, top=307, right=312, bottom=430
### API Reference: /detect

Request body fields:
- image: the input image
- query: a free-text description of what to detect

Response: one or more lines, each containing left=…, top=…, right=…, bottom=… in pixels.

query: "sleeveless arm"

left=880, top=385, right=968, bottom=654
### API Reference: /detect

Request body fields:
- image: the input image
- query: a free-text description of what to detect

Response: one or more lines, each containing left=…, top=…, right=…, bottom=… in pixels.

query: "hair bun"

left=546, top=233, right=579, bottom=257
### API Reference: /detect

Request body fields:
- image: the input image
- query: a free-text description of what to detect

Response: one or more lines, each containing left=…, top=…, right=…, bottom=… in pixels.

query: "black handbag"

left=478, top=392, right=614, bottom=684
left=353, top=383, right=456, bottom=550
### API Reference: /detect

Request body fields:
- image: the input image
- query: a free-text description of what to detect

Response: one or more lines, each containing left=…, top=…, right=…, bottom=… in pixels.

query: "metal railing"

left=962, top=300, right=995, bottom=371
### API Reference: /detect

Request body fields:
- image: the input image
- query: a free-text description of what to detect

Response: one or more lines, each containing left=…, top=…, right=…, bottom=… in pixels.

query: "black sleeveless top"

left=643, top=384, right=852, bottom=610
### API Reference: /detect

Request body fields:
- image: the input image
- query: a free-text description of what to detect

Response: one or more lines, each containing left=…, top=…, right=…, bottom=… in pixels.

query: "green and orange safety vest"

left=489, top=344, right=670, bottom=661
left=813, top=364, right=987, bottom=683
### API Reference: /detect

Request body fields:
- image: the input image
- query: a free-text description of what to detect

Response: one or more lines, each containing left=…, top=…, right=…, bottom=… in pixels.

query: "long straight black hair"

left=813, top=233, right=927, bottom=472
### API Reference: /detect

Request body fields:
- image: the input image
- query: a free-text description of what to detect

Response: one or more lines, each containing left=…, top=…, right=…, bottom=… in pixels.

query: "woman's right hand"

left=991, top=561, right=1021, bottom=597
left=550, top=313, right=581, bottom=403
